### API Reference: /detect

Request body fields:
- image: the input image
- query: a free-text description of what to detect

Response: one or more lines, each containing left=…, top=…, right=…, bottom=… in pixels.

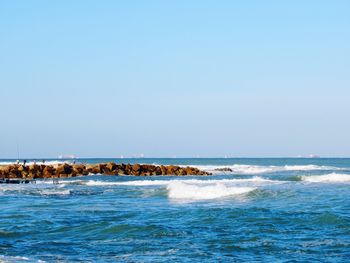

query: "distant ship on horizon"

left=308, top=154, right=320, bottom=158
left=58, top=154, right=77, bottom=159
left=296, top=154, right=321, bottom=158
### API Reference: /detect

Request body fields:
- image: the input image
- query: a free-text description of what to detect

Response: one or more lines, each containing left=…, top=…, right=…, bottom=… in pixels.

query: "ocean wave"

left=0, top=184, right=69, bottom=196
left=284, top=165, right=341, bottom=171
left=167, top=181, right=256, bottom=200
left=37, top=189, right=71, bottom=196
left=83, top=177, right=275, bottom=187
left=0, top=255, right=45, bottom=263
left=0, top=255, right=30, bottom=262
left=302, top=173, right=350, bottom=183
left=190, top=164, right=344, bottom=174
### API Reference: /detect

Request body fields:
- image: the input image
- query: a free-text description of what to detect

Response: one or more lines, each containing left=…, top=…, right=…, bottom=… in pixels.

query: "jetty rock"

left=214, top=167, right=233, bottom=172
left=0, top=162, right=211, bottom=179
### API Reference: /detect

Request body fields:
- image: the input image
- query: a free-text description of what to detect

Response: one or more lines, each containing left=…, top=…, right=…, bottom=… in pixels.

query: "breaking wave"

left=82, top=177, right=271, bottom=201
left=83, top=176, right=275, bottom=187
left=167, top=181, right=256, bottom=200
left=302, top=173, right=350, bottom=183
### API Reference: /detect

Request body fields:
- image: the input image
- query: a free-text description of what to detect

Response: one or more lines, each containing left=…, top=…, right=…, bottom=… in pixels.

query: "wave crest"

left=302, top=173, right=350, bottom=183
left=83, top=177, right=273, bottom=187
left=167, top=181, right=256, bottom=200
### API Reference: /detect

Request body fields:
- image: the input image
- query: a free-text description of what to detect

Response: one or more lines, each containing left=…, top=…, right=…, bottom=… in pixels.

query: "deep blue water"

left=1, top=158, right=350, bottom=262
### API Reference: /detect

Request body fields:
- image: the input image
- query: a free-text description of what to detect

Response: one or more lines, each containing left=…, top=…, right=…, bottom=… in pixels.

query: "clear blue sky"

left=1, top=0, right=349, bottom=158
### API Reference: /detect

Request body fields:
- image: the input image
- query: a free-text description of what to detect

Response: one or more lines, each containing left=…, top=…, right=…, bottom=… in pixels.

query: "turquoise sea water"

left=1, top=158, right=350, bottom=262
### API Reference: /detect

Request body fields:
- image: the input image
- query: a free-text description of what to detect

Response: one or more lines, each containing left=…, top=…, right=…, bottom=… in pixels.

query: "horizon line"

left=2, top=156, right=350, bottom=160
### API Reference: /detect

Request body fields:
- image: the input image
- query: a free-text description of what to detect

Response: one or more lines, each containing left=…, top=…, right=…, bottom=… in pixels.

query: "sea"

left=0, top=158, right=349, bottom=262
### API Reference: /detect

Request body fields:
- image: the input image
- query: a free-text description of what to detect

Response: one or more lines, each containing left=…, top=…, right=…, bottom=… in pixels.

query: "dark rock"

left=0, top=162, right=211, bottom=179
left=56, top=163, right=73, bottom=176
left=214, top=167, right=233, bottom=172
left=42, top=165, right=56, bottom=178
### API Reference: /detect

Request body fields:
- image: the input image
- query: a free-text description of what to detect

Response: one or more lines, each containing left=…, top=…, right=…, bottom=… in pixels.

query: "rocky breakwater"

left=0, top=163, right=211, bottom=179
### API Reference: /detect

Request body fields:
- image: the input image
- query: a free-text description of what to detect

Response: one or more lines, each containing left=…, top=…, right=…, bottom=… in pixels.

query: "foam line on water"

left=83, top=177, right=275, bottom=187
left=302, top=173, right=350, bottom=183
left=0, top=255, right=31, bottom=262
left=0, top=183, right=68, bottom=196
left=38, top=189, right=71, bottom=196
left=167, top=181, right=256, bottom=200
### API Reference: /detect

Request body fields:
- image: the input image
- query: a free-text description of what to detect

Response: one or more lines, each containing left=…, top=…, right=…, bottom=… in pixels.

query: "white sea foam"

left=83, top=176, right=274, bottom=187
left=84, top=177, right=273, bottom=201
left=167, top=181, right=256, bottom=200
left=0, top=184, right=48, bottom=191
left=0, top=255, right=31, bottom=262
left=38, top=189, right=71, bottom=196
left=302, top=173, right=350, bottom=183
left=190, top=164, right=344, bottom=174
left=283, top=165, right=340, bottom=171
left=0, top=184, right=68, bottom=196
left=0, top=255, right=46, bottom=263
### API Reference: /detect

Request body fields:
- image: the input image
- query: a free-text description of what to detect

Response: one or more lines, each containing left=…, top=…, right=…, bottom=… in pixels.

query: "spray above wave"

left=302, top=173, right=350, bottom=183
left=190, top=164, right=345, bottom=174
left=167, top=181, right=256, bottom=200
